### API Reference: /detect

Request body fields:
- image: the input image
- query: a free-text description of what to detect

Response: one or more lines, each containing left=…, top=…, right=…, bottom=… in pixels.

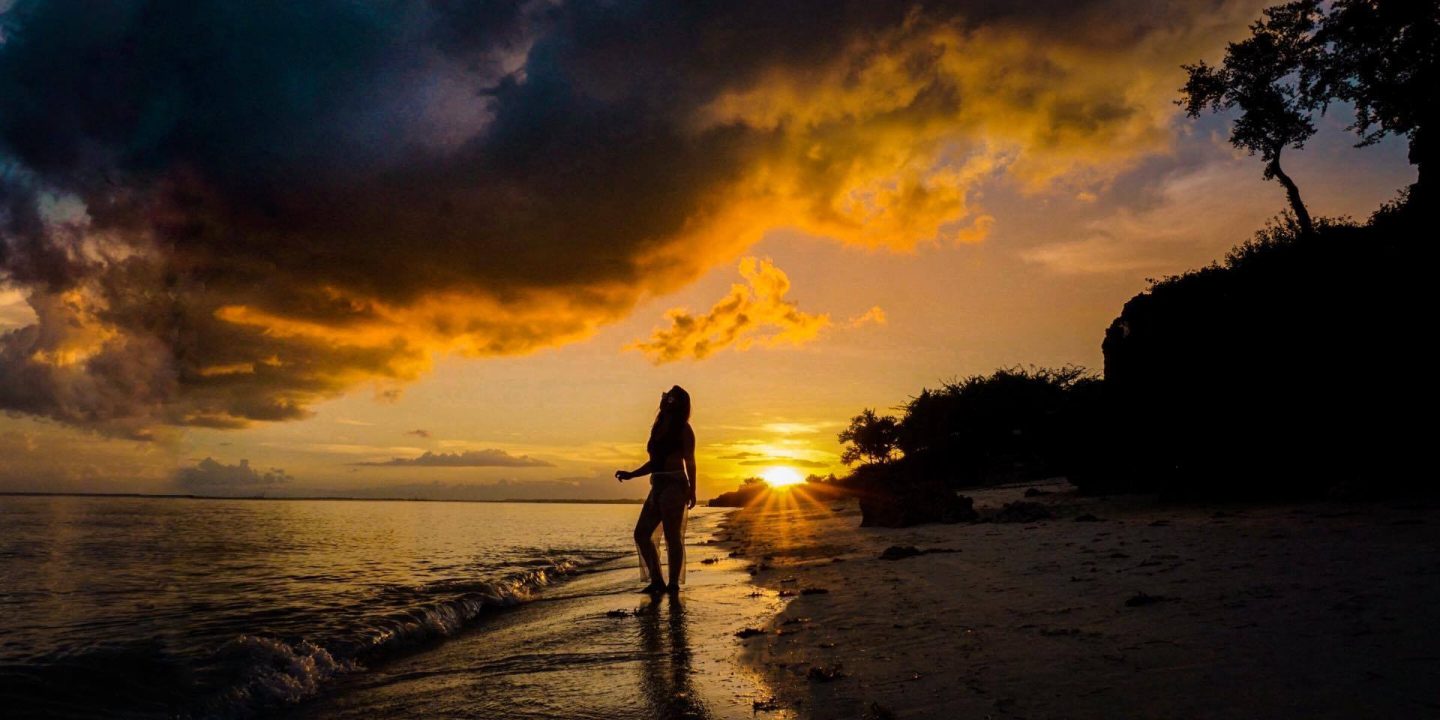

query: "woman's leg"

left=659, top=486, right=687, bottom=590
left=634, top=495, right=666, bottom=589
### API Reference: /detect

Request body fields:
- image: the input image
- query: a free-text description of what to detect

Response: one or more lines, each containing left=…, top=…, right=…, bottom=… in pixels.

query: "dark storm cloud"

left=355, top=449, right=553, bottom=467
left=175, top=457, right=292, bottom=492
left=0, top=0, right=1265, bottom=438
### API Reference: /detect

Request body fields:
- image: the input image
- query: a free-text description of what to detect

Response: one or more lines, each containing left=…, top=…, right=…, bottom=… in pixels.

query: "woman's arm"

left=615, top=460, right=656, bottom=481
left=683, top=426, right=697, bottom=509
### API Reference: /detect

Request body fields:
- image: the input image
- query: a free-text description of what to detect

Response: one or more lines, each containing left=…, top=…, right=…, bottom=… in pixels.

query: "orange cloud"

left=849, top=306, right=888, bottom=328
left=628, top=258, right=830, bottom=363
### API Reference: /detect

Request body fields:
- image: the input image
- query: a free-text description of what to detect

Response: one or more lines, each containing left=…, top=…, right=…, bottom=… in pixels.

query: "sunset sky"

left=0, top=0, right=1415, bottom=499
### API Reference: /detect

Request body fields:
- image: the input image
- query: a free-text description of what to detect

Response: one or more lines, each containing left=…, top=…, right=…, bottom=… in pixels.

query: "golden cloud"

left=849, top=306, right=888, bottom=329
left=628, top=257, right=829, bottom=363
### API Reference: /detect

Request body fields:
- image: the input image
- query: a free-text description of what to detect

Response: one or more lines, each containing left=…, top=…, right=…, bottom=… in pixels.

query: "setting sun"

left=760, top=466, right=804, bottom=488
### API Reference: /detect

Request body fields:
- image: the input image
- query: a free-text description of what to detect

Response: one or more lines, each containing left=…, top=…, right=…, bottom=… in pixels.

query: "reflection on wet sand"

left=272, top=510, right=785, bottom=720
left=637, top=593, right=710, bottom=720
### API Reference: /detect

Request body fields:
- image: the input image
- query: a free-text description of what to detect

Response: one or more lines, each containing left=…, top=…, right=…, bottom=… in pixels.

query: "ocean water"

left=0, top=496, right=771, bottom=719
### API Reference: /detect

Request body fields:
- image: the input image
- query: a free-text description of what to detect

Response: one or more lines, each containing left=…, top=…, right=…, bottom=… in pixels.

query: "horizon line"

left=0, top=491, right=649, bottom=505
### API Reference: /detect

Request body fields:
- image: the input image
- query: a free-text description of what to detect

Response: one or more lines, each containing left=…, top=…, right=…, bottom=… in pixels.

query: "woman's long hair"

left=648, top=385, right=691, bottom=452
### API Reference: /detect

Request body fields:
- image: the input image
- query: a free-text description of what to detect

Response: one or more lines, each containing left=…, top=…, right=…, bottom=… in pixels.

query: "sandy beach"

left=721, top=482, right=1440, bottom=719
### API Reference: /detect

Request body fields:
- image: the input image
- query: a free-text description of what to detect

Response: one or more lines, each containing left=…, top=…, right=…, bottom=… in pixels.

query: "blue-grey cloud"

left=176, top=457, right=292, bottom=492
left=356, top=449, right=553, bottom=468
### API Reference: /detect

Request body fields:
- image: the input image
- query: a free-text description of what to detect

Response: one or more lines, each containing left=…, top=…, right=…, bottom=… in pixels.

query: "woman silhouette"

left=616, top=385, right=696, bottom=594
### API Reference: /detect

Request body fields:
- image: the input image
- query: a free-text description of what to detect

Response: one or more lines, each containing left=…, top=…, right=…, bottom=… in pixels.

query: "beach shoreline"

left=724, top=482, right=1440, bottom=719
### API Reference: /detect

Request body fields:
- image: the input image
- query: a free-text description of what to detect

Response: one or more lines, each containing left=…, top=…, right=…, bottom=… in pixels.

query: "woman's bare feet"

left=664, top=581, right=681, bottom=594
left=640, top=581, right=666, bottom=594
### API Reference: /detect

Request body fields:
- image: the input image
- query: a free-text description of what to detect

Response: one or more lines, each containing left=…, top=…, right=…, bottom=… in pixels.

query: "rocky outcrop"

left=858, top=479, right=977, bottom=527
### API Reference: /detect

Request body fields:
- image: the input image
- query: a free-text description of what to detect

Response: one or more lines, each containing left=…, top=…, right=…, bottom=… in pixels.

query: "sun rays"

left=742, top=480, right=848, bottom=555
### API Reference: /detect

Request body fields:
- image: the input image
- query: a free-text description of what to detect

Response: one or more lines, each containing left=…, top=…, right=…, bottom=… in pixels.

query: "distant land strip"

left=0, top=492, right=645, bottom=504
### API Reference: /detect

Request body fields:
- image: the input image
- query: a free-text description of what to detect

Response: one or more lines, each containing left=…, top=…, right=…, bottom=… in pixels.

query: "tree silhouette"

left=838, top=408, right=900, bottom=466
left=1312, top=0, right=1440, bottom=205
left=1181, top=1, right=1325, bottom=235
left=895, top=366, right=1094, bottom=486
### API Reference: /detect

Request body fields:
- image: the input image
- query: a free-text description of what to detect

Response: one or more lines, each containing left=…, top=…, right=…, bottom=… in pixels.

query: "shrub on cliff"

left=1095, top=204, right=1427, bottom=498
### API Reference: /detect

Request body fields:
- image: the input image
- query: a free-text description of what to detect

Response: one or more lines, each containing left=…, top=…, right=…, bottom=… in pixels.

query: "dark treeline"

left=833, top=196, right=1428, bottom=517
left=831, top=368, right=1101, bottom=525
left=840, top=367, right=1100, bottom=488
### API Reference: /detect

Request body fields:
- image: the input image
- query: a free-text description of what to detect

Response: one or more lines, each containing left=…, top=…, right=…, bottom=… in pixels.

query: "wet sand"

left=726, top=482, right=1440, bottom=719
left=286, top=509, right=793, bottom=720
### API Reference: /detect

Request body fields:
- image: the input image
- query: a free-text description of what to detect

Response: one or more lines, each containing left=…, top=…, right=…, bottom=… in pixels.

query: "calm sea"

left=0, top=496, right=750, bottom=719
